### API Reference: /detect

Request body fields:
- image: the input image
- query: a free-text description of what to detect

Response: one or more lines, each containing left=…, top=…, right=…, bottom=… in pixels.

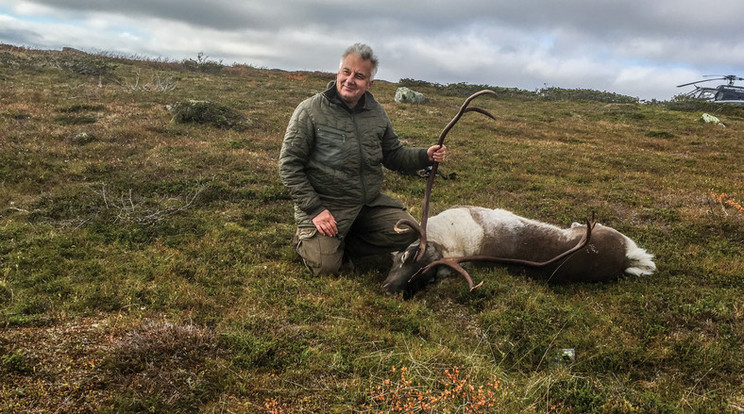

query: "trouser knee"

left=294, top=228, right=344, bottom=275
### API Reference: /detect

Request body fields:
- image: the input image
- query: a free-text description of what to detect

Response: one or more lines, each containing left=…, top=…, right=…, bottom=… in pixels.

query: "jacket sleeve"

left=278, top=104, right=326, bottom=219
left=379, top=109, right=431, bottom=173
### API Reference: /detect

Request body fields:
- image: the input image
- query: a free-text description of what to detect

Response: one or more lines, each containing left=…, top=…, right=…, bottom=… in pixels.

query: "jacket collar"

left=324, top=81, right=376, bottom=113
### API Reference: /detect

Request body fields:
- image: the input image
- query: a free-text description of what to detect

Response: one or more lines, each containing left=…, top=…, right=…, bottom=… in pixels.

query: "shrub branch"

left=91, top=183, right=205, bottom=225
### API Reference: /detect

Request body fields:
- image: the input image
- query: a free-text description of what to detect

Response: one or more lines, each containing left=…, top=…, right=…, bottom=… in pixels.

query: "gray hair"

left=340, top=43, right=379, bottom=79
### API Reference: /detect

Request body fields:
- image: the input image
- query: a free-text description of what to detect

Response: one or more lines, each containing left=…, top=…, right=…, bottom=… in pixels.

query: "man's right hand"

left=312, top=209, right=338, bottom=237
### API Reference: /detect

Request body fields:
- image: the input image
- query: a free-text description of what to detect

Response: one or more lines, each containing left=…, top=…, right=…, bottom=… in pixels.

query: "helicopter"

left=677, top=74, right=744, bottom=104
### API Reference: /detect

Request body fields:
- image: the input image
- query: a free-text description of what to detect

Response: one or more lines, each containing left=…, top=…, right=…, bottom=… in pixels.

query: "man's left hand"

left=427, top=144, right=447, bottom=163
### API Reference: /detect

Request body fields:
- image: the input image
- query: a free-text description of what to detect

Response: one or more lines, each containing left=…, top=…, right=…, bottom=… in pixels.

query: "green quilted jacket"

left=279, top=82, right=430, bottom=232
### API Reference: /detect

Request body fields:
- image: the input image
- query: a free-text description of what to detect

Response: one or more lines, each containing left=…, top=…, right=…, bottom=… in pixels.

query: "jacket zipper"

left=352, top=111, right=367, bottom=203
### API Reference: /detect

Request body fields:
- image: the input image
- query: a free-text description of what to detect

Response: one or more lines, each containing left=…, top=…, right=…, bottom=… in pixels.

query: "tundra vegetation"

left=1, top=44, right=743, bottom=413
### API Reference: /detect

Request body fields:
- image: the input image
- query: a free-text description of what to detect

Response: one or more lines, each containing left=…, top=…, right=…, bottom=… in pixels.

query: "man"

left=279, top=43, right=446, bottom=275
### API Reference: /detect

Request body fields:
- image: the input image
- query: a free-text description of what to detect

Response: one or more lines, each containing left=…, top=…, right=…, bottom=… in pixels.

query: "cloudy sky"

left=1, top=0, right=743, bottom=101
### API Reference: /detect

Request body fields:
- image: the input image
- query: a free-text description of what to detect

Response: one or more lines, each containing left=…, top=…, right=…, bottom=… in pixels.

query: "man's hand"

left=312, top=209, right=338, bottom=237
left=427, top=144, right=447, bottom=163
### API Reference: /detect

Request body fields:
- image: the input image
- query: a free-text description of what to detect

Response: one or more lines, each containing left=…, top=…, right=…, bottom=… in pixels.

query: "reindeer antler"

left=393, top=218, right=427, bottom=261
left=419, top=215, right=597, bottom=291
left=416, top=90, right=498, bottom=259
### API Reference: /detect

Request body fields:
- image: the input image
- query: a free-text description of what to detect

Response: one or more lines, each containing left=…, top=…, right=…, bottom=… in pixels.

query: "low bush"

left=169, top=100, right=250, bottom=130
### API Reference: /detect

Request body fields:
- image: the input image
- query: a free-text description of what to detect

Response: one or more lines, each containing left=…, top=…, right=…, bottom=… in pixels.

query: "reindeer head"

left=383, top=218, right=440, bottom=298
left=384, top=241, right=445, bottom=299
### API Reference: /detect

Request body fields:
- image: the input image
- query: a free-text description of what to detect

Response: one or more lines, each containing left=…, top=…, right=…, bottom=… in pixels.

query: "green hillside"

left=1, top=44, right=743, bottom=413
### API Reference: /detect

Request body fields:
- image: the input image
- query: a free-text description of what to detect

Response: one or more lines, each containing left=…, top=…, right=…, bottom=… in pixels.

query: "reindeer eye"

left=401, top=251, right=409, bottom=263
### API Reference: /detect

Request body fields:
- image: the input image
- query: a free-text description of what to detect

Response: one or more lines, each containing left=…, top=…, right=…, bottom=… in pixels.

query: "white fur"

left=427, top=208, right=485, bottom=256
left=477, top=208, right=527, bottom=234
left=620, top=235, right=656, bottom=276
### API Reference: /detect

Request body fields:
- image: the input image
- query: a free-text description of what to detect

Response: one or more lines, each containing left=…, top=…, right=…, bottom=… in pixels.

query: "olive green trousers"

left=294, top=206, right=419, bottom=275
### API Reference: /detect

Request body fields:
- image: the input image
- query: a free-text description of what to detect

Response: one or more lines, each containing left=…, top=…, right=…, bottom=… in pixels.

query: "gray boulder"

left=395, top=87, right=427, bottom=104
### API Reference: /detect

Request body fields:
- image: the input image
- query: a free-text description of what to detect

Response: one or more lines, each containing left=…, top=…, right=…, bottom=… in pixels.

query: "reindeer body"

left=384, top=206, right=656, bottom=296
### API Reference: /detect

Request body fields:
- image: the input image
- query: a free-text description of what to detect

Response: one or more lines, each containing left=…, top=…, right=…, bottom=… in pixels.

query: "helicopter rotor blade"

left=706, top=74, right=744, bottom=82
left=718, top=75, right=744, bottom=85
left=677, top=79, right=710, bottom=87
left=677, top=77, right=727, bottom=88
left=677, top=75, right=743, bottom=88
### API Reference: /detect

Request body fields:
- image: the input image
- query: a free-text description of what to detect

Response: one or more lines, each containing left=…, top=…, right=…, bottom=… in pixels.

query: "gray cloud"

left=0, top=21, right=43, bottom=46
left=1, top=0, right=742, bottom=100
left=9, top=0, right=274, bottom=30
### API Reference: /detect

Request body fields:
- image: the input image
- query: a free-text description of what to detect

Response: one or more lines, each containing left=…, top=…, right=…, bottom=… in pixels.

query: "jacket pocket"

left=313, top=125, right=348, bottom=168
left=362, top=135, right=383, bottom=167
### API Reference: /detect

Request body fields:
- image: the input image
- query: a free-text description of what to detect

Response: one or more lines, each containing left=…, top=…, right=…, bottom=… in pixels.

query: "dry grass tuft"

left=100, top=319, right=224, bottom=411
left=169, top=100, right=251, bottom=130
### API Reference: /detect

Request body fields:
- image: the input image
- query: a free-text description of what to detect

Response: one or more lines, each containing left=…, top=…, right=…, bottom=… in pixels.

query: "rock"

left=395, top=87, right=427, bottom=104
left=702, top=113, right=725, bottom=127
left=62, top=47, right=85, bottom=53
left=71, top=132, right=96, bottom=145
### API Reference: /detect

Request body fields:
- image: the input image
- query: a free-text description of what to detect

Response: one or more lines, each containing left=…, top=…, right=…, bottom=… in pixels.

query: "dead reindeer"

left=384, top=206, right=656, bottom=298
left=382, top=90, right=655, bottom=298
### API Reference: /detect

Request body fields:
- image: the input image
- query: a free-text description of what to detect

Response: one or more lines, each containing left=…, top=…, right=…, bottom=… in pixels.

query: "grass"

left=1, top=43, right=744, bottom=413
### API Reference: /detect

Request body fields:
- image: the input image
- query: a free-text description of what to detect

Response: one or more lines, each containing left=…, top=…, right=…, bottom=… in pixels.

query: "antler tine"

left=463, top=106, right=497, bottom=120
left=420, top=258, right=484, bottom=291
left=436, top=90, right=498, bottom=146
left=394, top=219, right=427, bottom=261
left=419, top=89, right=498, bottom=252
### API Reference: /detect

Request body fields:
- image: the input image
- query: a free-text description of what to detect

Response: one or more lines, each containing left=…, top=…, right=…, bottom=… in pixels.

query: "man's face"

left=336, top=53, right=374, bottom=108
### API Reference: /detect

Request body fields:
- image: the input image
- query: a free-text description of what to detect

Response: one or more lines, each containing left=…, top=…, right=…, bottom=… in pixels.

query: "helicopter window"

left=698, top=90, right=716, bottom=100
left=717, top=89, right=744, bottom=101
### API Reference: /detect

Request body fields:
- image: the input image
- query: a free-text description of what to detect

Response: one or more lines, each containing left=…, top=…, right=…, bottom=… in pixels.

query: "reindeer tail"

left=623, top=237, right=656, bottom=276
